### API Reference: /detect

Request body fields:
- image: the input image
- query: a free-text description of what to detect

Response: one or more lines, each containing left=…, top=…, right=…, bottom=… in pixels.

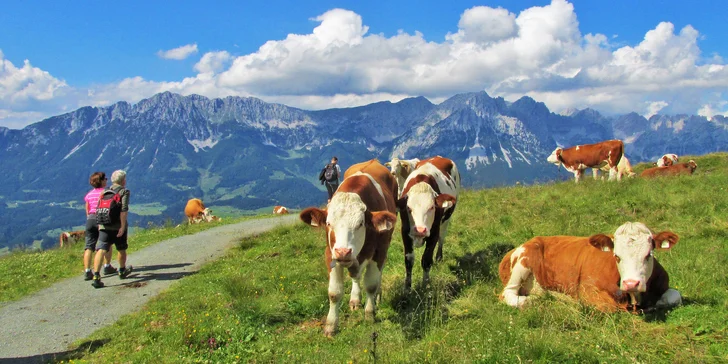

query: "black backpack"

left=96, top=188, right=123, bottom=225
left=323, top=163, right=338, bottom=182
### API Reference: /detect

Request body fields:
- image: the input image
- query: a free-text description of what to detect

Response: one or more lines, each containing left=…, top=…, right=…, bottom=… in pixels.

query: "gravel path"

left=0, top=214, right=299, bottom=363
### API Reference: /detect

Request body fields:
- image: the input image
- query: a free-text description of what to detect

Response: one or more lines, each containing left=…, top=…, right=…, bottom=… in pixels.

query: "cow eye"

left=614, top=255, right=621, bottom=263
left=428, top=206, right=435, bottom=211
left=644, top=254, right=651, bottom=262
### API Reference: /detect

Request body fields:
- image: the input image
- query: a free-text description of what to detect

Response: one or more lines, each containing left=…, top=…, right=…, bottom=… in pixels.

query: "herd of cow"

left=295, top=139, right=693, bottom=337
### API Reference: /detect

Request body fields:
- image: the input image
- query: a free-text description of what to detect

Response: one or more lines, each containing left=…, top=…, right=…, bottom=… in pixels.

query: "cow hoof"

left=324, top=326, right=337, bottom=338
left=349, top=300, right=361, bottom=311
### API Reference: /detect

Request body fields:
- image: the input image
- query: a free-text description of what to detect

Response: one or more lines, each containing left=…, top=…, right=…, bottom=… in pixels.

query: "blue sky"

left=1, top=0, right=726, bottom=128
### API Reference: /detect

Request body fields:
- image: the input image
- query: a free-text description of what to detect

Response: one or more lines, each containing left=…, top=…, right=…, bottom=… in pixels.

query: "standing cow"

left=547, top=140, right=624, bottom=183
left=384, top=157, right=420, bottom=197
left=499, top=222, right=681, bottom=312
left=596, top=155, right=636, bottom=180
left=398, top=156, right=461, bottom=290
left=300, top=159, right=398, bottom=337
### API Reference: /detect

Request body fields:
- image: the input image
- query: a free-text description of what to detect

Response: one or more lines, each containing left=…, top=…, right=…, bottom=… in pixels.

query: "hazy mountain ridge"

left=1, top=91, right=727, bottom=250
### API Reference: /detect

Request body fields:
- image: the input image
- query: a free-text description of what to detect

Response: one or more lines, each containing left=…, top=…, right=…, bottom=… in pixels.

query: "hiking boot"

left=84, top=270, right=94, bottom=281
left=103, top=265, right=118, bottom=275
left=119, top=266, right=133, bottom=279
left=91, top=277, right=104, bottom=289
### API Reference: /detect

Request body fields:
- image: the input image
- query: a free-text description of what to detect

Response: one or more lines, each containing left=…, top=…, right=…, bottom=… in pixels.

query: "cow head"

left=398, top=182, right=456, bottom=247
left=589, top=222, right=679, bottom=293
left=300, top=193, right=396, bottom=267
left=687, top=160, right=697, bottom=172
left=546, top=148, right=563, bottom=166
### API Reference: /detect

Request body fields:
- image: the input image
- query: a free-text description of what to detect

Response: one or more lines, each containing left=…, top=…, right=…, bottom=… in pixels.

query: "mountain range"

left=1, top=91, right=727, bottom=250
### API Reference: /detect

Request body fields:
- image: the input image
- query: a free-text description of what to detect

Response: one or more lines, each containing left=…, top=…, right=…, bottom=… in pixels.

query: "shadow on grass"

left=642, top=296, right=720, bottom=323
left=0, top=339, right=112, bottom=364
left=449, top=242, right=515, bottom=284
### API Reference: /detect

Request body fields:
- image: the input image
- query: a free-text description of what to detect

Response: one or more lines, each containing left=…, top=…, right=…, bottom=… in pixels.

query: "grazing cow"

left=300, top=159, right=398, bottom=337
left=596, top=155, right=636, bottom=180
left=657, top=154, right=679, bottom=167
left=59, top=230, right=85, bottom=247
left=547, top=140, right=624, bottom=182
left=398, top=156, right=461, bottom=289
left=641, top=160, right=697, bottom=178
left=273, top=205, right=289, bottom=214
left=184, top=198, right=220, bottom=224
left=384, top=157, right=420, bottom=197
left=499, top=222, right=681, bottom=312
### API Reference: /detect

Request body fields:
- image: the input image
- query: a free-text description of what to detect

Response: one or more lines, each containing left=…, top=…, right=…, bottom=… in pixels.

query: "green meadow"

left=27, top=154, right=728, bottom=362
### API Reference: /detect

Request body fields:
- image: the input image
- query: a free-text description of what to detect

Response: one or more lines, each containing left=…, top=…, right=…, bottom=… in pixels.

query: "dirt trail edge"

left=0, top=214, right=299, bottom=362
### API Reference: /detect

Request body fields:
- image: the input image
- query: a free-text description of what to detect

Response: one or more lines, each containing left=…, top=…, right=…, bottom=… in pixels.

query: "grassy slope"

left=0, top=215, right=267, bottom=303
left=61, top=153, right=728, bottom=363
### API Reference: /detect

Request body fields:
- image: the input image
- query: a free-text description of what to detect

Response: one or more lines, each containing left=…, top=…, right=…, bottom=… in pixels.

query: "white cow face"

left=399, top=183, right=456, bottom=246
left=300, top=192, right=396, bottom=267
left=590, top=222, right=679, bottom=292
left=546, top=148, right=562, bottom=165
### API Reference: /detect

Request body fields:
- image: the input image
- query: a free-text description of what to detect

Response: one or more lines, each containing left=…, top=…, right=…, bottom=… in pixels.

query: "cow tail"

left=59, top=232, right=67, bottom=247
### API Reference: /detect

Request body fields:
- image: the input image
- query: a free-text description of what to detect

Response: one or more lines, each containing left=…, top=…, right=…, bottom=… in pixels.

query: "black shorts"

left=84, top=215, right=99, bottom=251
left=98, top=229, right=128, bottom=251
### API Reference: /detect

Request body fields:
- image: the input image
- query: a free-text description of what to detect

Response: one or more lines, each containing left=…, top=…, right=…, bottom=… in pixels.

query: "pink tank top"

left=85, top=188, right=104, bottom=214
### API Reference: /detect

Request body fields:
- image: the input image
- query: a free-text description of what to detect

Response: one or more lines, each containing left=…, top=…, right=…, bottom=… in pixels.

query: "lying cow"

left=300, top=159, right=398, bottom=337
left=398, top=156, right=460, bottom=289
left=595, top=155, right=636, bottom=180
left=184, top=198, right=220, bottom=224
left=273, top=205, right=289, bottom=214
left=657, top=154, right=679, bottom=167
left=384, top=157, right=420, bottom=197
left=60, top=230, right=85, bottom=247
left=499, top=222, right=681, bottom=312
left=547, top=140, right=624, bottom=182
left=641, top=160, right=697, bottom=178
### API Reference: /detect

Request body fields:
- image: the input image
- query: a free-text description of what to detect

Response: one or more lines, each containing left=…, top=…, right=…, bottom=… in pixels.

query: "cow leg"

left=592, top=168, right=599, bottom=180
left=573, top=169, right=583, bottom=183
left=421, top=238, right=437, bottom=285
left=609, top=167, right=618, bottom=181
left=436, top=220, right=450, bottom=262
left=655, top=288, right=682, bottom=308
left=500, top=249, right=533, bottom=308
left=349, top=263, right=364, bottom=311
left=325, top=265, right=345, bottom=337
left=403, top=229, right=415, bottom=290
left=363, top=262, right=382, bottom=320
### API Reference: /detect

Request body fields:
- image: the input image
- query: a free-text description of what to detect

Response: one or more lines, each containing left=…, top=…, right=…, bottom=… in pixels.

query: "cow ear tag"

left=602, top=246, right=610, bottom=252
left=661, top=241, right=670, bottom=249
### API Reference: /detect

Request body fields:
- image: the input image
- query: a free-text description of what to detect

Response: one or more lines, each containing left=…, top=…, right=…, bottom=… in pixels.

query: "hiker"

left=91, top=170, right=133, bottom=288
left=82, top=172, right=116, bottom=281
left=319, top=156, right=341, bottom=203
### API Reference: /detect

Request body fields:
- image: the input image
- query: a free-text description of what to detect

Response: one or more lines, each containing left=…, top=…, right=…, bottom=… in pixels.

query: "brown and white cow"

left=596, top=155, right=636, bottom=180
left=59, top=230, right=85, bottom=247
left=657, top=154, right=679, bottom=167
left=547, top=140, right=624, bottom=182
left=397, top=156, right=460, bottom=290
left=273, top=205, right=289, bottom=214
left=384, top=157, right=420, bottom=197
left=641, top=160, right=697, bottom=178
left=300, top=159, right=398, bottom=337
left=184, top=198, right=220, bottom=224
left=499, top=222, right=681, bottom=312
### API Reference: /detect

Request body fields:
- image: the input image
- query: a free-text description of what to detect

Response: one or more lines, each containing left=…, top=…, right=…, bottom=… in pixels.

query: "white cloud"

left=645, top=101, right=669, bottom=118
left=2, top=0, right=728, bottom=129
left=698, top=101, right=728, bottom=119
left=157, top=43, right=199, bottom=60
left=0, top=50, right=68, bottom=105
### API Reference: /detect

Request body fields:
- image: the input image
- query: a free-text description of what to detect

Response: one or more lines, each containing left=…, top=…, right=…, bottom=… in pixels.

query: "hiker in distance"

left=319, top=156, right=341, bottom=204
left=91, top=170, right=133, bottom=288
left=83, top=171, right=117, bottom=281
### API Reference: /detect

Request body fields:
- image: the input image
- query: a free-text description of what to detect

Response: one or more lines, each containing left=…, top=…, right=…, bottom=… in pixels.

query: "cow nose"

left=622, top=279, right=640, bottom=291
left=415, top=226, right=428, bottom=235
left=334, top=248, right=352, bottom=259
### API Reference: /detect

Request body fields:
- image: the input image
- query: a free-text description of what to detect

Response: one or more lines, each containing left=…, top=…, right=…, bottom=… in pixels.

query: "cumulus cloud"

left=698, top=100, right=728, bottom=119
left=2, top=0, right=728, bottom=129
left=157, top=43, right=199, bottom=60
left=0, top=50, right=68, bottom=105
